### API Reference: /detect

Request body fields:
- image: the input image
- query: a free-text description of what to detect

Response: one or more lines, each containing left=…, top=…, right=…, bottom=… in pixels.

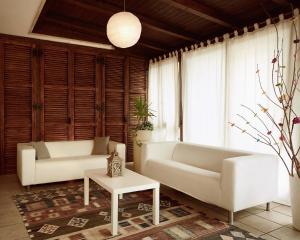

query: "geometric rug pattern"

left=13, top=181, right=265, bottom=240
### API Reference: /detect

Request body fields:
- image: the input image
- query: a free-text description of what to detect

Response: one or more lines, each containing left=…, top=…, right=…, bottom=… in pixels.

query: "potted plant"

left=229, top=22, right=300, bottom=230
left=133, top=97, right=155, bottom=172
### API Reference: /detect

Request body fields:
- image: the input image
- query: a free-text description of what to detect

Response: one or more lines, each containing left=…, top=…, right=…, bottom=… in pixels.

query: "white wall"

left=0, top=0, right=114, bottom=50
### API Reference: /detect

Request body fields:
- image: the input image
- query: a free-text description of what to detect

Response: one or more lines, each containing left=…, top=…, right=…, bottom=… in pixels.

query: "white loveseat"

left=17, top=140, right=125, bottom=187
left=141, top=142, right=278, bottom=223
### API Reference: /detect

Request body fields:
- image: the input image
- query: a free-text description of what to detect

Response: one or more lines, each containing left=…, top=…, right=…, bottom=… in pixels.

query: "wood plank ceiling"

left=33, top=0, right=300, bottom=58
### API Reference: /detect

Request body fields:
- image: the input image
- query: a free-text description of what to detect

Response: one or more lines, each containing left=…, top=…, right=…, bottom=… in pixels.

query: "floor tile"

left=257, top=202, right=281, bottom=210
left=233, top=221, right=264, bottom=237
left=0, top=204, right=23, bottom=227
left=245, top=206, right=266, bottom=214
left=0, top=223, right=29, bottom=240
left=257, top=211, right=293, bottom=225
left=269, top=226, right=300, bottom=240
left=238, top=215, right=281, bottom=233
left=261, top=234, right=279, bottom=240
left=235, top=210, right=252, bottom=220
left=273, top=205, right=292, bottom=217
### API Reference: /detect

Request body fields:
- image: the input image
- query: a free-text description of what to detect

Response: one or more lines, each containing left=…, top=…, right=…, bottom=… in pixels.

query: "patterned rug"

left=13, top=181, right=264, bottom=240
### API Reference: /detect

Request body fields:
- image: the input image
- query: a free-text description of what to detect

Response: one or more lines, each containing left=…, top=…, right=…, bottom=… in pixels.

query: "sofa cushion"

left=143, top=158, right=221, bottom=206
left=45, top=140, right=94, bottom=158
left=172, top=143, right=248, bottom=172
left=35, top=155, right=108, bottom=184
left=31, top=141, right=50, bottom=160
left=92, top=136, right=110, bottom=155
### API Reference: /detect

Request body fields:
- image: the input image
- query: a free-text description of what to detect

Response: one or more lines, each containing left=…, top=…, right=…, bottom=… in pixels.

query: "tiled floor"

left=0, top=174, right=299, bottom=240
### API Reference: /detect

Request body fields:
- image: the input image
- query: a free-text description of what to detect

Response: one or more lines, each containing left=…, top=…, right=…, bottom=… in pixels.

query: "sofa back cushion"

left=172, top=143, right=249, bottom=172
left=32, top=141, right=51, bottom=160
left=92, top=136, right=110, bottom=155
left=45, top=140, right=94, bottom=158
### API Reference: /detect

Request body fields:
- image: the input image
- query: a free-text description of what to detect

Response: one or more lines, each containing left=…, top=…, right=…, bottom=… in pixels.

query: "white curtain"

left=182, top=43, right=226, bottom=146
left=148, top=17, right=300, bottom=204
left=225, top=19, right=300, bottom=204
left=148, top=56, right=179, bottom=141
left=181, top=18, right=300, bottom=204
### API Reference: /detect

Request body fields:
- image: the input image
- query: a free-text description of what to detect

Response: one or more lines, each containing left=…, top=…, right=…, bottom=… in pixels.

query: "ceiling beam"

left=160, top=0, right=237, bottom=29
left=63, top=0, right=199, bottom=42
left=43, top=14, right=167, bottom=53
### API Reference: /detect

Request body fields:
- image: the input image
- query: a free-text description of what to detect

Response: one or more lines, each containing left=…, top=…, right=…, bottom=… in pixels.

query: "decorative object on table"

left=133, top=96, right=155, bottom=173
left=229, top=19, right=300, bottom=230
left=106, top=0, right=141, bottom=48
left=107, top=151, right=123, bottom=177
left=92, top=136, right=110, bottom=155
left=13, top=182, right=265, bottom=240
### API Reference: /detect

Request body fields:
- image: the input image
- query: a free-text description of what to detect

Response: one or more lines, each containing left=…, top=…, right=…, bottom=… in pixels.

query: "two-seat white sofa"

left=141, top=142, right=278, bottom=223
left=17, top=140, right=125, bottom=188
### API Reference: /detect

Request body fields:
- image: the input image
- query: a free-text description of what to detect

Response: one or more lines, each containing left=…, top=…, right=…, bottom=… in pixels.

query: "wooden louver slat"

left=127, top=57, right=147, bottom=162
left=42, top=47, right=70, bottom=141
left=105, top=56, right=125, bottom=143
left=3, top=43, right=33, bottom=173
left=74, top=52, right=98, bottom=140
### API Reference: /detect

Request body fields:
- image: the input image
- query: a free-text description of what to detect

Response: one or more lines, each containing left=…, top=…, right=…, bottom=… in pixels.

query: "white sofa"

left=17, top=140, right=125, bottom=188
left=141, top=142, right=278, bottom=223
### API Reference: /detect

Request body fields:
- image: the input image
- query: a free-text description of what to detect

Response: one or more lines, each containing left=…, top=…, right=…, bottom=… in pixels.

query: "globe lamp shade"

left=106, top=11, right=142, bottom=48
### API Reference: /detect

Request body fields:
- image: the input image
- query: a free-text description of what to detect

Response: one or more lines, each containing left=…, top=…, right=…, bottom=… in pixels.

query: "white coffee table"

left=84, top=168, right=160, bottom=236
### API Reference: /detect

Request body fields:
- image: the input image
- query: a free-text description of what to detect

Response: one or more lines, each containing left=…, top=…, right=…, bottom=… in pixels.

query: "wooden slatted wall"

left=74, top=53, right=100, bottom=140
left=128, top=57, right=148, bottom=161
left=104, top=56, right=125, bottom=143
left=41, top=47, right=70, bottom=141
left=2, top=43, right=34, bottom=173
left=0, top=35, right=147, bottom=174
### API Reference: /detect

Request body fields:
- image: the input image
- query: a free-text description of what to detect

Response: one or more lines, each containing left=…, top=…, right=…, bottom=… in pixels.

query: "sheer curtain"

left=225, top=20, right=300, bottom=204
left=182, top=43, right=226, bottom=146
left=148, top=56, right=179, bottom=141
left=181, top=18, right=300, bottom=204
left=148, top=17, right=300, bottom=204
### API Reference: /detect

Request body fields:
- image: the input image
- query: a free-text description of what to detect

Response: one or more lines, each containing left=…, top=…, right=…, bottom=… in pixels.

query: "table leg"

left=153, top=187, right=160, bottom=225
left=84, top=176, right=89, bottom=206
left=111, top=191, right=118, bottom=236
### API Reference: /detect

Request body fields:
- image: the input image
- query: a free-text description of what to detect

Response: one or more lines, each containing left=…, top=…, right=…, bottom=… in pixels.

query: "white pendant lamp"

left=106, top=1, right=142, bottom=48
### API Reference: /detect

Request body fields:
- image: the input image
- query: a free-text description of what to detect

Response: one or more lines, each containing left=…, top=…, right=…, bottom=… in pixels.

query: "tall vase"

left=290, top=175, right=300, bottom=230
left=133, top=130, right=152, bottom=173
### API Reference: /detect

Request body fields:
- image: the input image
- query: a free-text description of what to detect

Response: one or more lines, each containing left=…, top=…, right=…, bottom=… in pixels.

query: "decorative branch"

left=229, top=18, right=300, bottom=178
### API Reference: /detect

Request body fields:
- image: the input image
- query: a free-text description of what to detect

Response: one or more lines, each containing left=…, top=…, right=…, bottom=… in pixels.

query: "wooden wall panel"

left=0, top=34, right=147, bottom=174
left=104, top=56, right=125, bottom=143
left=0, top=42, right=4, bottom=174
left=41, top=47, right=70, bottom=141
left=127, top=57, right=147, bottom=161
left=73, top=53, right=99, bottom=140
left=3, top=43, right=33, bottom=173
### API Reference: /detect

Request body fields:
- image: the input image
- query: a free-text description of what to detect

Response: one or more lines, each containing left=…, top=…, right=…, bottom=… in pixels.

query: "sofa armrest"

left=221, top=154, right=278, bottom=212
left=108, top=141, right=126, bottom=170
left=140, top=142, right=177, bottom=173
left=17, top=143, right=36, bottom=186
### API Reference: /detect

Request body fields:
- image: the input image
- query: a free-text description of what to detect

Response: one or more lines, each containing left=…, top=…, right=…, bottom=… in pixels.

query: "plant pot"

left=135, top=130, right=152, bottom=142
left=290, top=175, right=300, bottom=230
left=133, top=130, right=152, bottom=173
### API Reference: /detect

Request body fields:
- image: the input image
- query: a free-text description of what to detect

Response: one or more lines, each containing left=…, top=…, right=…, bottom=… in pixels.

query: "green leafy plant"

left=134, top=97, right=155, bottom=131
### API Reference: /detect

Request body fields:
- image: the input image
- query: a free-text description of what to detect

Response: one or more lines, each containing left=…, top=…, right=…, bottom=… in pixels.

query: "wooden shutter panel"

left=128, top=57, right=147, bottom=161
left=3, top=43, right=33, bottom=173
left=104, top=56, right=125, bottom=143
left=74, top=52, right=98, bottom=140
left=41, top=47, right=70, bottom=141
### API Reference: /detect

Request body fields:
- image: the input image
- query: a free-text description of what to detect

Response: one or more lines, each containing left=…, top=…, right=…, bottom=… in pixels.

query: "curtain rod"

left=150, top=8, right=299, bottom=63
